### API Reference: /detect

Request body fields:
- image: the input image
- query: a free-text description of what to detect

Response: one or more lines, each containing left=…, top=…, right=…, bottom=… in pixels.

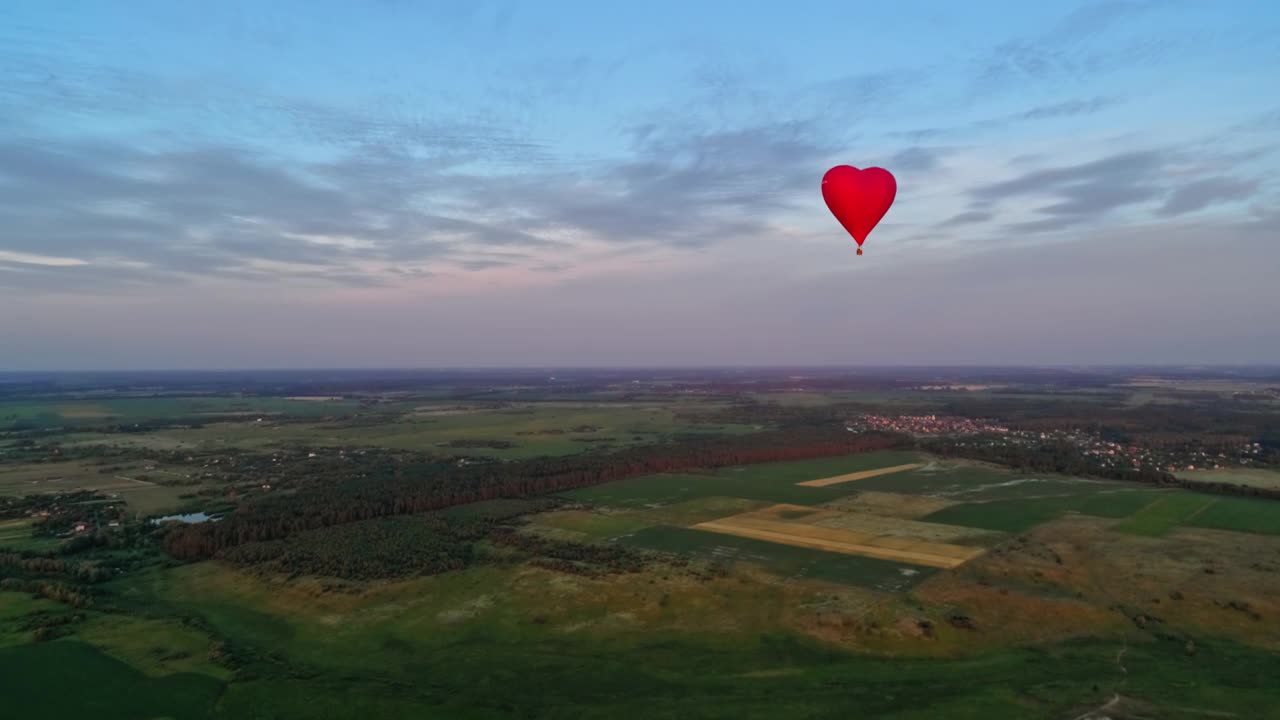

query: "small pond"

left=151, top=512, right=213, bottom=524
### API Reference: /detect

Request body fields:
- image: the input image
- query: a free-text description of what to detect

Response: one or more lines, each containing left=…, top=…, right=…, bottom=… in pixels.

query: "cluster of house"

left=845, top=414, right=1010, bottom=436
left=847, top=414, right=1267, bottom=474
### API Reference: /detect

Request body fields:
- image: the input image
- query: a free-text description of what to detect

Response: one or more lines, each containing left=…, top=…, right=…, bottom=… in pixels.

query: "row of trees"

left=0, top=578, right=94, bottom=608
left=0, top=553, right=112, bottom=583
left=220, top=516, right=481, bottom=580
left=162, top=427, right=904, bottom=560
left=220, top=498, right=565, bottom=580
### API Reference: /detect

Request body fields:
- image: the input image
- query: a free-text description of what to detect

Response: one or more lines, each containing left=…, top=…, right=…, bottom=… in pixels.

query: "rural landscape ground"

left=2, top=367, right=1279, bottom=719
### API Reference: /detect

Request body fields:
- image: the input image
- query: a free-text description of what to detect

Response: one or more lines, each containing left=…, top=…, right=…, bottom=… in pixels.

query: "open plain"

left=2, top=369, right=1279, bottom=718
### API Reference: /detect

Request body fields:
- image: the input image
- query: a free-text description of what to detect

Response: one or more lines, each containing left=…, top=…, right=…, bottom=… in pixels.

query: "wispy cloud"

left=938, top=211, right=993, bottom=227
left=889, top=95, right=1122, bottom=143
left=0, top=114, right=843, bottom=291
left=1158, top=176, right=1261, bottom=216
left=0, top=39, right=547, bottom=160
left=959, top=146, right=1267, bottom=234
left=0, top=250, right=88, bottom=267
left=972, top=1, right=1179, bottom=96
left=1019, top=96, right=1118, bottom=120
left=0, top=138, right=554, bottom=289
left=890, top=146, right=949, bottom=173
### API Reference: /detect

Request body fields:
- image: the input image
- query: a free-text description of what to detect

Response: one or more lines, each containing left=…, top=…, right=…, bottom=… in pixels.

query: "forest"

left=219, top=498, right=570, bottom=579
left=160, top=427, right=904, bottom=560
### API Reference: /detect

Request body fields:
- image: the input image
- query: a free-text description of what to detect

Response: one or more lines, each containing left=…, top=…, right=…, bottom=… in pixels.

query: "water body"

left=151, top=512, right=212, bottom=524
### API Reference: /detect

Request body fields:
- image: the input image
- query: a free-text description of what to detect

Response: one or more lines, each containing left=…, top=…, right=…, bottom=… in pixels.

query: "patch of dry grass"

left=821, top=491, right=958, bottom=519
left=959, top=515, right=1280, bottom=651
left=692, top=505, right=988, bottom=569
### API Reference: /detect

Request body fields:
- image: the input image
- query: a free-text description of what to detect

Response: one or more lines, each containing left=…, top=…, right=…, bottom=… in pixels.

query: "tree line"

left=0, top=578, right=94, bottom=608
left=0, top=553, right=112, bottom=583
left=216, top=498, right=657, bottom=581
left=161, top=427, right=904, bottom=560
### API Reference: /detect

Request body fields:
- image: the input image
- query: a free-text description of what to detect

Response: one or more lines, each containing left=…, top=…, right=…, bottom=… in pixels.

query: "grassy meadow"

left=15, top=549, right=1270, bottom=720
left=1178, top=467, right=1280, bottom=490
left=0, top=459, right=202, bottom=516
left=922, top=489, right=1164, bottom=533
left=561, top=451, right=922, bottom=507
left=0, top=396, right=364, bottom=429
left=621, top=525, right=938, bottom=590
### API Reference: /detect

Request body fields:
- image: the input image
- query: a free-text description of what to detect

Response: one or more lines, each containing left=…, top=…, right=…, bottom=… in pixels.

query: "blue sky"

left=1, top=0, right=1278, bottom=368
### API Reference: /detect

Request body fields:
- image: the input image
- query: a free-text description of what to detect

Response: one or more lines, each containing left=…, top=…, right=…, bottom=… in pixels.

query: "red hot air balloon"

left=821, top=165, right=896, bottom=255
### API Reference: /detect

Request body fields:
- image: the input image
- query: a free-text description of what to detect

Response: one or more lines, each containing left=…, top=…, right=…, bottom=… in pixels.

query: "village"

left=845, top=413, right=1267, bottom=474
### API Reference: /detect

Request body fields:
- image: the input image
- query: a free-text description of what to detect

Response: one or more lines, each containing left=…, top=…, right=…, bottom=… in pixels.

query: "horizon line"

left=3, top=363, right=1280, bottom=374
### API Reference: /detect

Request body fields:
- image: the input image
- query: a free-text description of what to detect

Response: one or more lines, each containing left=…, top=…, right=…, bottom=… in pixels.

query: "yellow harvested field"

left=811, top=512, right=1000, bottom=544
left=797, top=463, right=924, bottom=487
left=710, top=504, right=996, bottom=546
left=714, top=516, right=980, bottom=559
left=820, top=491, right=957, bottom=519
left=693, top=506, right=988, bottom=569
left=694, top=520, right=981, bottom=568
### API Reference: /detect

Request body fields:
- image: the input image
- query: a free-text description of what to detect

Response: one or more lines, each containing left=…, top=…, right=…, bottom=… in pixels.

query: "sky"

left=1, top=0, right=1278, bottom=370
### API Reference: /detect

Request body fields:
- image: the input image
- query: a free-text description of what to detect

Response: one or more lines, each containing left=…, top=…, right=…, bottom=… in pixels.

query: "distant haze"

left=2, top=1, right=1278, bottom=369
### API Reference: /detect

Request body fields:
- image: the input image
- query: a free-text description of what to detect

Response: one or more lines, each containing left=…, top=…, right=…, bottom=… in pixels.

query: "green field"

left=0, top=641, right=225, bottom=720
left=60, top=560, right=1280, bottom=719
left=718, top=452, right=923, bottom=483
left=58, top=404, right=758, bottom=459
left=531, top=497, right=771, bottom=542
left=852, top=463, right=1153, bottom=503
left=562, top=471, right=854, bottom=507
left=922, top=489, right=1163, bottom=533
left=0, top=460, right=106, bottom=491
left=1186, top=496, right=1280, bottom=535
left=923, top=482, right=1280, bottom=538
left=0, top=396, right=364, bottom=429
left=1114, top=493, right=1219, bottom=537
left=562, top=451, right=922, bottom=507
left=622, top=525, right=938, bottom=591
left=73, top=613, right=234, bottom=681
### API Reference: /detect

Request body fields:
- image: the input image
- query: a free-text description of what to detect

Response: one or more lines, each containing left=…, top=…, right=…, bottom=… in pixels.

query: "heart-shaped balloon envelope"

left=822, top=166, right=896, bottom=254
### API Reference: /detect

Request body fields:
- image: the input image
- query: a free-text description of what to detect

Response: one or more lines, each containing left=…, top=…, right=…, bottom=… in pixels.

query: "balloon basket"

left=856, top=248, right=863, bottom=256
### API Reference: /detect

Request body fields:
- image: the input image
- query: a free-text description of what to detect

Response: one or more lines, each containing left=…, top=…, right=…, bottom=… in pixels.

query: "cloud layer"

left=1, top=1, right=1278, bottom=367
